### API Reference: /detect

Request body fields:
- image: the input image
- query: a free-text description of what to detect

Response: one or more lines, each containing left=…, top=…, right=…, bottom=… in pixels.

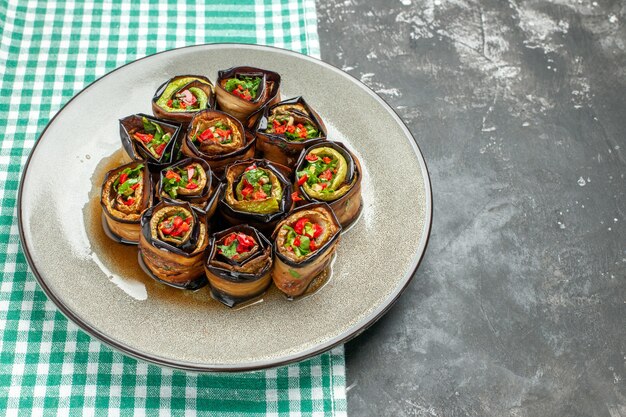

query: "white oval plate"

left=18, top=44, right=432, bottom=371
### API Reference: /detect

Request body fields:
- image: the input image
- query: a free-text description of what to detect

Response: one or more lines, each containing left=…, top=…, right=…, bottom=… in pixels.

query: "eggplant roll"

left=138, top=201, right=208, bottom=289
left=249, top=96, right=327, bottom=168
left=205, top=225, right=273, bottom=307
left=215, top=66, right=281, bottom=123
left=293, top=141, right=363, bottom=227
left=119, top=113, right=182, bottom=172
left=181, top=109, right=255, bottom=174
left=152, top=75, right=215, bottom=125
left=100, top=161, right=152, bottom=244
left=271, top=203, right=341, bottom=297
left=219, top=159, right=293, bottom=234
left=157, top=157, right=224, bottom=217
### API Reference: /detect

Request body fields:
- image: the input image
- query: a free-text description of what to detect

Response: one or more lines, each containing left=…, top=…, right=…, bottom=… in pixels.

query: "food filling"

left=113, top=164, right=144, bottom=207
left=268, top=116, right=318, bottom=141
left=191, top=120, right=233, bottom=145
left=217, top=232, right=256, bottom=260
left=296, top=147, right=351, bottom=201
left=158, top=210, right=192, bottom=240
left=132, top=117, right=171, bottom=159
left=281, top=217, right=324, bottom=257
left=162, top=163, right=203, bottom=199
left=223, top=76, right=262, bottom=102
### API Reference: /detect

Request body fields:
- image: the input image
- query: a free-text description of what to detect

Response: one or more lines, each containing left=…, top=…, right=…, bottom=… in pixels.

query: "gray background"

left=317, top=0, right=626, bottom=415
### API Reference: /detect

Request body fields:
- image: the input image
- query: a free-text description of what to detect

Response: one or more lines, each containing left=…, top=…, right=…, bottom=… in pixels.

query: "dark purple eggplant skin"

left=156, top=157, right=225, bottom=217
left=218, top=159, right=294, bottom=235
left=119, top=113, right=183, bottom=173
left=205, top=224, right=273, bottom=307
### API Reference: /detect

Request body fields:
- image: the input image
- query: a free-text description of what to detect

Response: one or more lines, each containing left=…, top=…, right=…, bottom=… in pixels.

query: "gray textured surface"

left=317, top=0, right=626, bottom=415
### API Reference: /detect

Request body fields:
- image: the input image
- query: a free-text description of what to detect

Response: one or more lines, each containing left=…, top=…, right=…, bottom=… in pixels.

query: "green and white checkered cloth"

left=0, top=0, right=348, bottom=415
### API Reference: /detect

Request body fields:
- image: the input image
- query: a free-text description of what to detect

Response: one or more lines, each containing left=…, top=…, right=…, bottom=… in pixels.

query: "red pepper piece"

left=134, top=132, right=154, bottom=144
left=167, top=99, right=173, bottom=107
left=122, top=197, right=134, bottom=206
left=297, top=174, right=308, bottom=186
left=198, top=128, right=213, bottom=142
left=179, top=222, right=190, bottom=232
left=313, top=223, right=323, bottom=238
left=293, top=236, right=301, bottom=247
left=322, top=156, right=332, bottom=164
left=184, top=216, right=192, bottom=224
left=252, top=190, right=267, bottom=200
left=224, top=233, right=237, bottom=246
left=119, top=173, right=128, bottom=184
left=291, top=191, right=303, bottom=202
left=185, top=182, right=198, bottom=190
left=154, top=143, right=166, bottom=156
left=161, top=223, right=174, bottom=235
left=245, top=164, right=257, bottom=172
left=173, top=216, right=183, bottom=227
left=131, top=183, right=140, bottom=190
left=165, top=170, right=181, bottom=182
left=319, top=169, right=333, bottom=181
left=286, top=125, right=296, bottom=133
left=309, top=240, right=317, bottom=251
left=294, top=218, right=309, bottom=235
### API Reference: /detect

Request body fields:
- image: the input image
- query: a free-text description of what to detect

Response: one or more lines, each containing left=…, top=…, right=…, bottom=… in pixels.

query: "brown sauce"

left=84, top=149, right=337, bottom=307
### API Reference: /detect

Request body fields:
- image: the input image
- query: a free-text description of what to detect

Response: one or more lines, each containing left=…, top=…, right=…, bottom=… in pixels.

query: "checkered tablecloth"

left=0, top=1, right=347, bottom=415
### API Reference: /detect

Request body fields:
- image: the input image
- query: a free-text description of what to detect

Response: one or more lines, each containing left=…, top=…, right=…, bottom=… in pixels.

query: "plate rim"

left=17, top=43, right=433, bottom=372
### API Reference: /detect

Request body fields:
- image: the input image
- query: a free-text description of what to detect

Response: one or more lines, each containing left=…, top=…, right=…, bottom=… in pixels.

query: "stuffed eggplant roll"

left=152, top=75, right=215, bottom=125
left=100, top=161, right=152, bottom=244
left=182, top=109, right=255, bottom=174
left=119, top=114, right=182, bottom=172
left=293, top=141, right=363, bottom=227
left=205, top=225, right=273, bottom=308
left=138, top=201, right=208, bottom=289
left=215, top=66, right=281, bottom=123
left=271, top=203, right=341, bottom=298
left=158, top=158, right=224, bottom=217
left=219, top=159, right=293, bottom=233
left=250, top=97, right=326, bottom=168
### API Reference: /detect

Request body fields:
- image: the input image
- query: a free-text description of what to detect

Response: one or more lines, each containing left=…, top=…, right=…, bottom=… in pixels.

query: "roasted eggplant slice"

left=215, top=66, right=281, bottom=123
left=293, top=141, right=363, bottom=227
left=138, top=201, right=208, bottom=289
left=249, top=96, right=327, bottom=168
left=119, top=113, right=182, bottom=172
left=181, top=109, right=255, bottom=174
left=219, top=159, right=293, bottom=234
left=205, top=225, right=273, bottom=308
left=271, top=203, right=341, bottom=298
left=152, top=75, right=215, bottom=125
left=157, top=157, right=224, bottom=217
left=100, top=161, right=152, bottom=244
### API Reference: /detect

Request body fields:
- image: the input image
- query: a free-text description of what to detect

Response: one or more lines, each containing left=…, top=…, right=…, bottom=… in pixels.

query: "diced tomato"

left=297, top=174, right=308, bottom=186
left=291, top=191, right=303, bottom=202
left=241, top=184, right=254, bottom=198
left=161, top=223, right=174, bottom=235
left=185, top=182, right=198, bottom=189
left=293, top=236, right=301, bottom=247
left=215, top=128, right=229, bottom=137
left=178, top=222, right=190, bottom=232
left=294, top=217, right=309, bottom=235
left=179, top=101, right=187, bottom=109
left=252, top=189, right=267, bottom=200
left=305, top=154, right=318, bottom=162
left=309, top=240, right=317, bottom=251
left=167, top=99, right=173, bottom=107
left=298, top=127, right=308, bottom=138
left=119, top=173, right=128, bottom=184
left=170, top=227, right=183, bottom=237
left=320, top=183, right=328, bottom=190
left=134, top=132, right=154, bottom=144
left=245, top=164, right=257, bottom=172
left=236, top=233, right=255, bottom=247
left=122, top=197, right=134, bottom=206
left=224, top=233, right=237, bottom=246
left=131, top=183, right=140, bottom=190
left=184, top=216, right=192, bottom=224
left=286, top=125, right=296, bottom=133
left=198, top=128, right=214, bottom=142
left=154, top=143, right=166, bottom=156
left=319, top=169, right=333, bottom=181
left=173, top=216, right=183, bottom=227
left=165, top=170, right=181, bottom=181
left=322, top=156, right=332, bottom=164
left=313, top=223, right=323, bottom=238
